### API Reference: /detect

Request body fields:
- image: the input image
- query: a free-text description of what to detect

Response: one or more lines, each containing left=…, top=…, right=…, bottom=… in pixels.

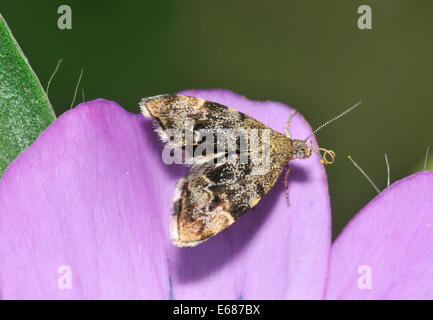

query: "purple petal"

left=0, top=90, right=330, bottom=299
left=325, top=172, right=433, bottom=299
left=0, top=100, right=172, bottom=299
left=171, top=89, right=331, bottom=299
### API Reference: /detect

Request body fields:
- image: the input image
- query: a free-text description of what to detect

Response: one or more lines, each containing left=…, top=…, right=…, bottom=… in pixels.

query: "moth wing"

left=140, top=94, right=292, bottom=246
left=171, top=138, right=290, bottom=247
left=140, top=94, right=270, bottom=165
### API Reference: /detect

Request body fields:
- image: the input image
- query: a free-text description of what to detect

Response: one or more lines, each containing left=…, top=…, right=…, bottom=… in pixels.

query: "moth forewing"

left=142, top=96, right=362, bottom=246
left=140, top=94, right=294, bottom=247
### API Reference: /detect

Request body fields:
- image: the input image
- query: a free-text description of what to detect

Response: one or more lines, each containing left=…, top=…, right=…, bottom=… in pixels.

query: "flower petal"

left=168, top=89, right=331, bottom=299
left=0, top=90, right=330, bottom=299
left=325, top=172, right=433, bottom=299
left=0, top=99, right=176, bottom=299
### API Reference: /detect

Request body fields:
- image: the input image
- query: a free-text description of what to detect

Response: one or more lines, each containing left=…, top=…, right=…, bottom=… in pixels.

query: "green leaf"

left=0, top=13, right=55, bottom=176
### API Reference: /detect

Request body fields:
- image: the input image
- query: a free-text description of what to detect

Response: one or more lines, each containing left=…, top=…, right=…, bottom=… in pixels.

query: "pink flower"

left=326, top=171, right=433, bottom=299
left=0, top=89, right=431, bottom=299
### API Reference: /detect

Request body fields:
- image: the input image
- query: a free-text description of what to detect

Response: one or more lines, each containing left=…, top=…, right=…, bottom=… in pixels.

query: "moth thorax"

left=292, top=139, right=312, bottom=159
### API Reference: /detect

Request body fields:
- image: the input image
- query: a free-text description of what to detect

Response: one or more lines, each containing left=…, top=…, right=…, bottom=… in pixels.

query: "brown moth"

left=140, top=94, right=360, bottom=247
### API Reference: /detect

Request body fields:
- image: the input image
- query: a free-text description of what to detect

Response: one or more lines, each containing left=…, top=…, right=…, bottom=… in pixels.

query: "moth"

left=140, top=94, right=360, bottom=247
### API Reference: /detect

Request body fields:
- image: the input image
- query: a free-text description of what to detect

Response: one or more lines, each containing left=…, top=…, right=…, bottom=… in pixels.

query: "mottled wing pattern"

left=140, top=94, right=292, bottom=246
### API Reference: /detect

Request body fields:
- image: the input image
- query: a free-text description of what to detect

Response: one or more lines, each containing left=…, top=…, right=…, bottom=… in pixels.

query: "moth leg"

left=284, top=110, right=297, bottom=139
left=283, top=165, right=291, bottom=206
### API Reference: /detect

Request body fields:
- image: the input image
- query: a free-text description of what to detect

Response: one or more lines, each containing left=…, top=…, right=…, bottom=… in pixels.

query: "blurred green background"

left=1, top=0, right=432, bottom=239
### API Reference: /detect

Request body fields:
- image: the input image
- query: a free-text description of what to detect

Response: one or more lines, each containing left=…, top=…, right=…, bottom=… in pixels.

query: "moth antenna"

left=304, top=101, right=362, bottom=141
left=424, top=146, right=430, bottom=171
left=348, top=155, right=380, bottom=194
left=384, top=153, right=390, bottom=187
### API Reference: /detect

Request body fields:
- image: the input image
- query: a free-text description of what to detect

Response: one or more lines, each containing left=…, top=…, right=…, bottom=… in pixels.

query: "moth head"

left=294, top=101, right=362, bottom=164
left=292, top=139, right=312, bottom=159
